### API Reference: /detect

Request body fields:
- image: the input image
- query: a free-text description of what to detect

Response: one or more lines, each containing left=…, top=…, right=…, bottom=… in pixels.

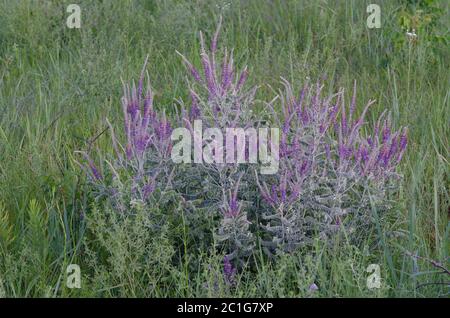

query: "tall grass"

left=0, top=0, right=448, bottom=297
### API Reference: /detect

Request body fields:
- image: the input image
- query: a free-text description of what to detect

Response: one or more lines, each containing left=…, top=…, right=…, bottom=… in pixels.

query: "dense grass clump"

left=0, top=0, right=448, bottom=297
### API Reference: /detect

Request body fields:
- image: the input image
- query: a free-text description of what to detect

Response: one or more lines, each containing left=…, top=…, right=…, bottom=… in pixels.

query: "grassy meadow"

left=0, top=0, right=448, bottom=297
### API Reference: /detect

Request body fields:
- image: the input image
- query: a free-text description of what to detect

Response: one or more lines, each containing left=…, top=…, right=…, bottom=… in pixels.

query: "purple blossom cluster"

left=256, top=79, right=408, bottom=252
left=83, top=58, right=175, bottom=207
left=121, top=57, right=173, bottom=165
left=280, top=78, right=407, bottom=181
left=177, top=17, right=255, bottom=132
left=177, top=19, right=249, bottom=103
left=223, top=255, right=237, bottom=286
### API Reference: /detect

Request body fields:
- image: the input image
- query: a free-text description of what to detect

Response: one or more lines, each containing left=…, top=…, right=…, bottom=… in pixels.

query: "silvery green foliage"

left=256, top=80, right=407, bottom=254
left=215, top=174, right=254, bottom=267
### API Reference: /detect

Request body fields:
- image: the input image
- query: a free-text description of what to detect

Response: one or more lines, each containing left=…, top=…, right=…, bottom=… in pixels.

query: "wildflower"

left=223, top=174, right=243, bottom=218
left=82, top=153, right=102, bottom=181
left=89, top=161, right=102, bottom=181
left=223, top=255, right=236, bottom=285
left=308, top=283, right=319, bottom=292
left=258, top=79, right=408, bottom=253
left=142, top=173, right=159, bottom=200
left=236, top=66, right=248, bottom=92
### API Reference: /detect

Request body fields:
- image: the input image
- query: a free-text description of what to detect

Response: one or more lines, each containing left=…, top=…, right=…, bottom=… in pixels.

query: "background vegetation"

left=0, top=0, right=448, bottom=297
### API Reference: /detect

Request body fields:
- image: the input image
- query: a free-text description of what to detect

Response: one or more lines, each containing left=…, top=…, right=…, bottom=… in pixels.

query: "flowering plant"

left=83, top=20, right=407, bottom=276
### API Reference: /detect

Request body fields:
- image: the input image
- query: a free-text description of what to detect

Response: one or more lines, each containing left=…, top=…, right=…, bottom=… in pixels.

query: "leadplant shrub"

left=256, top=79, right=407, bottom=254
left=83, top=20, right=407, bottom=276
left=175, top=19, right=257, bottom=265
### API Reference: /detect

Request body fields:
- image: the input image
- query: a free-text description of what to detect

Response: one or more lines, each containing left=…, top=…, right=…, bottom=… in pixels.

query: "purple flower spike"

left=223, top=255, right=236, bottom=285
left=142, top=182, right=155, bottom=200
left=223, top=174, right=243, bottom=218
left=400, top=128, right=408, bottom=151
left=89, top=161, right=102, bottom=181
left=201, top=53, right=217, bottom=97
left=190, top=67, right=202, bottom=83
left=83, top=153, right=102, bottom=181
left=236, top=67, right=248, bottom=91
left=189, top=90, right=201, bottom=120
